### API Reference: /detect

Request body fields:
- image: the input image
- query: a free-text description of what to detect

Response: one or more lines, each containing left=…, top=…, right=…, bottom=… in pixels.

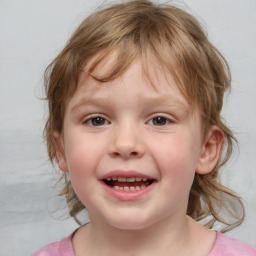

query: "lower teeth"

left=113, top=185, right=146, bottom=191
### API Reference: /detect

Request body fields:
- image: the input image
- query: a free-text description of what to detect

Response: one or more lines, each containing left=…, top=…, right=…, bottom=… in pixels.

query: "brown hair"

left=44, top=0, right=244, bottom=231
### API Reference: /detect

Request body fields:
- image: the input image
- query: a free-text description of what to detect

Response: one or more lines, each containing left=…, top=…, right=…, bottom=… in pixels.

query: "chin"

left=112, top=222, right=150, bottom=231
left=105, top=214, right=159, bottom=231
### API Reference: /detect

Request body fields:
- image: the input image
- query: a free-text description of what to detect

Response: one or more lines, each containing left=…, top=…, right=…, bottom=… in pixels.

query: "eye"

left=148, top=116, right=171, bottom=126
left=84, top=116, right=109, bottom=126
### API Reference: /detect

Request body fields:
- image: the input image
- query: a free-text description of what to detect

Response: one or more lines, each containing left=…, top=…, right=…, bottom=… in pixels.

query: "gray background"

left=0, top=0, right=255, bottom=255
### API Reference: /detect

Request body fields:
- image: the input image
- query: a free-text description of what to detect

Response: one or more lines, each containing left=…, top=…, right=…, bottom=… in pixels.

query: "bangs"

left=75, top=5, right=207, bottom=110
left=82, top=33, right=191, bottom=109
left=44, top=1, right=243, bottom=230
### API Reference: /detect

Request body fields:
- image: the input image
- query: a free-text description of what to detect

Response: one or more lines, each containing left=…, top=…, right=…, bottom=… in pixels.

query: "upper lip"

left=99, top=170, right=156, bottom=180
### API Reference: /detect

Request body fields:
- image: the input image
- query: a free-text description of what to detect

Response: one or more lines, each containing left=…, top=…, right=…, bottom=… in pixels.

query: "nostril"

left=111, top=151, right=138, bottom=158
left=112, top=152, right=120, bottom=157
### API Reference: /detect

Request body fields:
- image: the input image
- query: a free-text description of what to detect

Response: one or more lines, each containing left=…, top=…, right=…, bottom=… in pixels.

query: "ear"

left=53, top=131, right=69, bottom=172
left=196, top=126, right=224, bottom=174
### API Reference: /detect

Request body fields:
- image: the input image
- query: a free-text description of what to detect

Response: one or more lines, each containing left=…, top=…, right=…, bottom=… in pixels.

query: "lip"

left=99, top=170, right=157, bottom=201
left=99, top=169, right=155, bottom=180
left=100, top=180, right=156, bottom=201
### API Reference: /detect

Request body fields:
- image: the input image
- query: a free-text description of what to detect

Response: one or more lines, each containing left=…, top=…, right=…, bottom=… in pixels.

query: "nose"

left=108, top=122, right=145, bottom=160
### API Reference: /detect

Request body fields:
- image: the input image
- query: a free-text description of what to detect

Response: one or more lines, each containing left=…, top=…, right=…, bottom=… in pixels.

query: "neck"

left=73, top=214, right=195, bottom=256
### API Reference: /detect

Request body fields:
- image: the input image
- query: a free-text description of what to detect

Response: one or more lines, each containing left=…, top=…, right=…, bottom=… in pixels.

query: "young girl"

left=32, top=0, right=256, bottom=255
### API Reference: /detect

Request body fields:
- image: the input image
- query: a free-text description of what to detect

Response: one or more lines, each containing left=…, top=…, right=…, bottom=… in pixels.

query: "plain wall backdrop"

left=0, top=0, right=255, bottom=255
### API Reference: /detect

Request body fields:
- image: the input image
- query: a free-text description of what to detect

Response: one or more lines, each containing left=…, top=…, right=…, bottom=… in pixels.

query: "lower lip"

left=100, top=180, right=156, bottom=201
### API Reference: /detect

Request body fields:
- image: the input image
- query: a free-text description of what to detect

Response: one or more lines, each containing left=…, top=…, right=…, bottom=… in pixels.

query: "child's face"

left=55, top=57, right=212, bottom=230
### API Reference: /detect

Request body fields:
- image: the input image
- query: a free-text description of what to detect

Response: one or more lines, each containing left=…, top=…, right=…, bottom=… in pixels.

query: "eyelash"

left=83, top=115, right=110, bottom=126
left=148, top=116, right=172, bottom=126
left=83, top=114, right=173, bottom=127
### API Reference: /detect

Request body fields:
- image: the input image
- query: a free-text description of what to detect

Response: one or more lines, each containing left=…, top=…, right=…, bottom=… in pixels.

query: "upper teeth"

left=106, top=177, right=148, bottom=182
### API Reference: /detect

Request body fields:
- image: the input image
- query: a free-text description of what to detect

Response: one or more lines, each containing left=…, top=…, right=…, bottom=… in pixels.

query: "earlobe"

left=53, top=131, right=69, bottom=173
left=196, top=126, right=224, bottom=175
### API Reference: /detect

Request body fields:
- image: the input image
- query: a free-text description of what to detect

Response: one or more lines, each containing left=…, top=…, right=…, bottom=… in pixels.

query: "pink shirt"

left=31, top=232, right=256, bottom=256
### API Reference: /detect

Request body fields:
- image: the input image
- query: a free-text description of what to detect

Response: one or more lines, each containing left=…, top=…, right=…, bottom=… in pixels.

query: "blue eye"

left=85, top=117, right=108, bottom=126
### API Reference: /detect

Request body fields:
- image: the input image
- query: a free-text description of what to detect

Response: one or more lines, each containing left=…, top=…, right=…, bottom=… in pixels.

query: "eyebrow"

left=143, top=95, right=188, bottom=108
left=70, top=94, right=189, bottom=113
left=71, top=97, right=113, bottom=112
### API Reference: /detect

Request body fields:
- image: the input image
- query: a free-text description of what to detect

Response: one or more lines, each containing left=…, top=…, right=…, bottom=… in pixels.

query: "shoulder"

left=30, top=233, right=75, bottom=256
left=31, top=240, right=61, bottom=256
left=208, top=232, right=256, bottom=256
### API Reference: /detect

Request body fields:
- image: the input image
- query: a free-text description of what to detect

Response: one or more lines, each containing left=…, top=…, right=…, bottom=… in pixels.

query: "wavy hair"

left=44, top=0, right=244, bottom=230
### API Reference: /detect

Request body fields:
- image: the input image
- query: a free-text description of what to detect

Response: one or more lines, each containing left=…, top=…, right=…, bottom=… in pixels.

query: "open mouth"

left=102, top=177, right=156, bottom=191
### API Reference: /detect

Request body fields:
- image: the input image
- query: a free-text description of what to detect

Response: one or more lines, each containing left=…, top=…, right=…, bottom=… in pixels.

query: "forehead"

left=67, top=55, right=190, bottom=114
left=61, top=46, right=198, bottom=114
left=84, top=50, right=186, bottom=93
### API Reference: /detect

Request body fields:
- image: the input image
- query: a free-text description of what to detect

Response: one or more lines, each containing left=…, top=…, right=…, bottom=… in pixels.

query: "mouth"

left=102, top=176, right=156, bottom=191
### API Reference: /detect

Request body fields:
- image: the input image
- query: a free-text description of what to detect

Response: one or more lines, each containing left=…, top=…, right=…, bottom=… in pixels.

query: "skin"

left=54, top=56, right=223, bottom=256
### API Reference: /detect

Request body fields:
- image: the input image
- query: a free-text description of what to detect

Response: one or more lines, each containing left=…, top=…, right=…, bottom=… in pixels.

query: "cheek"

left=64, top=140, right=102, bottom=208
left=64, top=136, right=103, bottom=187
left=65, top=132, right=100, bottom=168
left=152, top=137, right=199, bottom=188
left=162, top=154, right=196, bottom=189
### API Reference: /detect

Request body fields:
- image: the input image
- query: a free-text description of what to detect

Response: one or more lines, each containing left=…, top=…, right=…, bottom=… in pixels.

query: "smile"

left=100, top=171, right=157, bottom=201
left=102, top=177, right=155, bottom=191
